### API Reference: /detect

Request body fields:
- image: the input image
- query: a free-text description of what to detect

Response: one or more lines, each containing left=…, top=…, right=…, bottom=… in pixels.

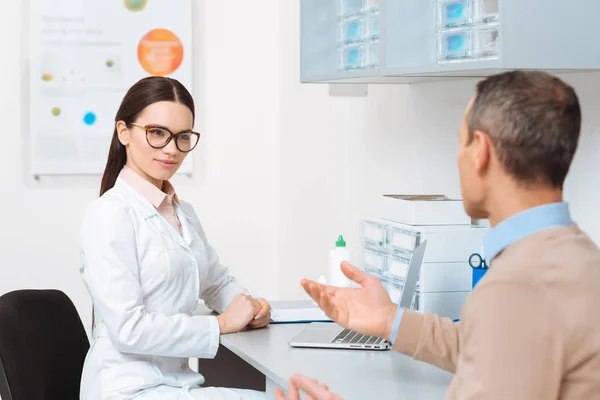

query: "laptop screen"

left=396, top=240, right=427, bottom=309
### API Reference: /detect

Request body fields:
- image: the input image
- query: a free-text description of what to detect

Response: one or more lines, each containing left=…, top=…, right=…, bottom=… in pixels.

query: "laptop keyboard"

left=331, top=328, right=386, bottom=346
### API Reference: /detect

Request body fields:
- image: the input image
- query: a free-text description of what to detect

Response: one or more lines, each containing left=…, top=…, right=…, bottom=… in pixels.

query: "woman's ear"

left=116, top=121, right=130, bottom=146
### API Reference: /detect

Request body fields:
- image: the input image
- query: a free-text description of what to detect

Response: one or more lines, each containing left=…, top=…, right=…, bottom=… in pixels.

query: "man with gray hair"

left=277, top=70, right=600, bottom=399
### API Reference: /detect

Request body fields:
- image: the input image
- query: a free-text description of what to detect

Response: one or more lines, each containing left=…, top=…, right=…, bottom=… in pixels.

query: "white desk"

left=220, top=322, right=453, bottom=400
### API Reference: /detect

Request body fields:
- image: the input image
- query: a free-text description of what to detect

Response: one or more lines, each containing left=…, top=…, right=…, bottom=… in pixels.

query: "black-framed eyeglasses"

left=130, top=123, right=200, bottom=153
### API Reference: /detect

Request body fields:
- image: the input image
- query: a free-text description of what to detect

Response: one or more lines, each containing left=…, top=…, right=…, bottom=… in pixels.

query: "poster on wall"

left=29, top=0, right=194, bottom=175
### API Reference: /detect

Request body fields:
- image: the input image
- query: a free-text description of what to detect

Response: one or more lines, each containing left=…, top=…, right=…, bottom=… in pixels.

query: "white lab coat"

left=79, top=178, right=264, bottom=400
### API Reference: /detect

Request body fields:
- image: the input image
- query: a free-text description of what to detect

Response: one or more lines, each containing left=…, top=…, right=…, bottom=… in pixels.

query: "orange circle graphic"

left=137, top=29, right=184, bottom=76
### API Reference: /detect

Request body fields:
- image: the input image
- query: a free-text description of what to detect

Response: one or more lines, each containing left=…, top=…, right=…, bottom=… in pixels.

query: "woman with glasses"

left=79, top=76, right=268, bottom=400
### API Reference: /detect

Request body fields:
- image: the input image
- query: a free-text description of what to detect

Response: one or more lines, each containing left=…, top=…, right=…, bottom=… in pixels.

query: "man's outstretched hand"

left=301, top=262, right=397, bottom=340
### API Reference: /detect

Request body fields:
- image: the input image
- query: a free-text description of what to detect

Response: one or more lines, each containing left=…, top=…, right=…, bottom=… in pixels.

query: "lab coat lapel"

left=116, top=179, right=158, bottom=220
left=116, top=178, right=193, bottom=249
left=176, top=205, right=194, bottom=247
left=124, top=187, right=182, bottom=247
left=156, top=216, right=187, bottom=249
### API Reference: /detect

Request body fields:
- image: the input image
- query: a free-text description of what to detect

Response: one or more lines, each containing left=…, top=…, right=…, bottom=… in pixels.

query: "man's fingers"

left=287, top=377, right=301, bottom=400
left=273, top=388, right=287, bottom=400
left=301, top=281, right=322, bottom=304
left=302, top=279, right=335, bottom=294
left=319, top=291, right=340, bottom=321
left=301, top=280, right=338, bottom=305
left=305, top=384, right=331, bottom=400
left=291, top=374, right=333, bottom=399
left=301, top=280, right=318, bottom=297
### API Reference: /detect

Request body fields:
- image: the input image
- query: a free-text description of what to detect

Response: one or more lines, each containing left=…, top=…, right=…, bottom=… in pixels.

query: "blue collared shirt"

left=389, top=202, right=573, bottom=344
left=482, top=202, right=573, bottom=263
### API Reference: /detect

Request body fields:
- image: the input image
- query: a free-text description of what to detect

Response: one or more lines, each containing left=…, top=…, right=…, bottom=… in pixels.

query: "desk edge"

left=220, top=335, right=289, bottom=389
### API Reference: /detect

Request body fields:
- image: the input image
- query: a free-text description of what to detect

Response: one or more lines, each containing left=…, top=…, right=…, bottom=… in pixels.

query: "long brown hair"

left=99, top=76, right=195, bottom=196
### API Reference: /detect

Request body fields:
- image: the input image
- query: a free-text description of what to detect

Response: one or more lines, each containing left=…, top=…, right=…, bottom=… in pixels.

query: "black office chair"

left=0, top=290, right=90, bottom=400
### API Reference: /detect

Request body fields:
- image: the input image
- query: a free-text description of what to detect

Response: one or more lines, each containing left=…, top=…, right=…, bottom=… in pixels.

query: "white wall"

left=182, top=0, right=281, bottom=301
left=0, top=0, right=99, bottom=331
left=1, top=0, right=599, bottom=336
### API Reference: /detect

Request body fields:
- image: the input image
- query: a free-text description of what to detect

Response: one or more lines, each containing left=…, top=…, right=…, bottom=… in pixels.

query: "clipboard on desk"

left=269, top=301, right=333, bottom=324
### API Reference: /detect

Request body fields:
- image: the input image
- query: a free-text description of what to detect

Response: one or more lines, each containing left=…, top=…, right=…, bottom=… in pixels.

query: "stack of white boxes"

left=360, top=195, right=488, bottom=320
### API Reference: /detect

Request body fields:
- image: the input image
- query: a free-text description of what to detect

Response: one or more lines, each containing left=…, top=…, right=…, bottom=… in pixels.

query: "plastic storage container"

left=365, top=218, right=488, bottom=263
left=363, top=247, right=387, bottom=277
left=339, top=16, right=364, bottom=44
left=361, top=218, right=387, bottom=249
left=359, top=215, right=486, bottom=313
left=339, top=0, right=363, bottom=18
left=438, top=28, right=474, bottom=62
left=339, top=44, right=366, bottom=70
left=438, top=0, right=473, bottom=29
left=363, top=0, right=380, bottom=12
left=367, top=14, right=379, bottom=40
left=386, top=253, right=410, bottom=280
left=361, top=218, right=488, bottom=263
left=437, top=0, right=499, bottom=28
left=391, top=222, right=487, bottom=263
left=388, top=225, right=420, bottom=255
left=475, top=0, right=499, bottom=23
left=337, top=0, right=380, bottom=71
left=384, top=254, right=409, bottom=304
left=367, top=40, right=380, bottom=68
left=475, top=24, right=500, bottom=59
left=386, top=279, right=404, bottom=305
left=436, top=0, right=500, bottom=63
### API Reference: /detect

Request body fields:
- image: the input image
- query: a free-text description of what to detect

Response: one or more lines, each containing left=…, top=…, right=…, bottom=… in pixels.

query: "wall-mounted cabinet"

left=301, top=0, right=600, bottom=83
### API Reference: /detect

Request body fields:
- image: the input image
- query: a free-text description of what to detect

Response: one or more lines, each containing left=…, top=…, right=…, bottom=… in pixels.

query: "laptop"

left=288, top=240, right=427, bottom=351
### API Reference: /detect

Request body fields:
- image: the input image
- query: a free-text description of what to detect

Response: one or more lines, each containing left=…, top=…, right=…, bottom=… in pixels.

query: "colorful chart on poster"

left=29, top=0, right=193, bottom=175
left=138, top=29, right=184, bottom=76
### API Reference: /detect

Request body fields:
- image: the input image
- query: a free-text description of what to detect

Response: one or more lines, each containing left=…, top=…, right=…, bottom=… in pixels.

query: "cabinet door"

left=301, top=0, right=381, bottom=82
left=301, top=0, right=600, bottom=82
left=500, top=0, right=600, bottom=70
left=381, top=0, right=501, bottom=77
left=301, top=0, right=338, bottom=82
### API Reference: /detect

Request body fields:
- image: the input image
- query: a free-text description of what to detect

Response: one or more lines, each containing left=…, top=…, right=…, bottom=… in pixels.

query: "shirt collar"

left=118, top=166, right=179, bottom=208
left=483, top=202, right=573, bottom=262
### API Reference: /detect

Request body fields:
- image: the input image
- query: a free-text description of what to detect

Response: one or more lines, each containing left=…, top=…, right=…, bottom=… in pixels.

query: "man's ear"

left=116, top=121, right=130, bottom=146
left=472, top=129, right=492, bottom=177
